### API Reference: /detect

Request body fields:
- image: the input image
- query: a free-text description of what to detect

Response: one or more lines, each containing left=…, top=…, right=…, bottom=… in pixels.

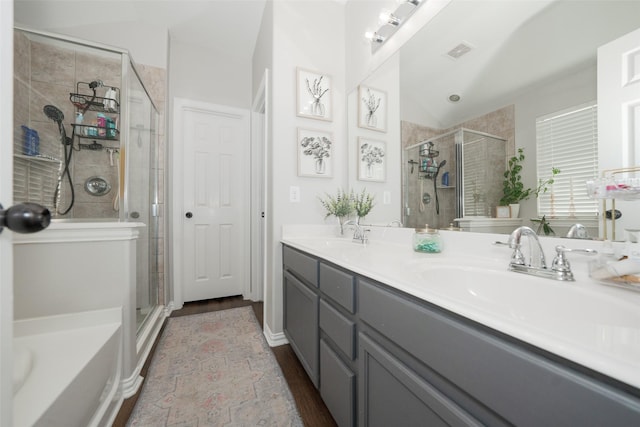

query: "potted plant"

left=531, top=215, right=555, bottom=236
left=500, top=148, right=560, bottom=217
left=319, top=188, right=354, bottom=235
left=351, top=189, right=375, bottom=224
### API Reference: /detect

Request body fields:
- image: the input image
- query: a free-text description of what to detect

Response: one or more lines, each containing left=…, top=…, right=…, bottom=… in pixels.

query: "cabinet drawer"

left=321, top=339, right=356, bottom=427
left=319, top=262, right=355, bottom=312
left=359, top=278, right=640, bottom=426
left=284, top=270, right=319, bottom=387
left=320, top=299, right=356, bottom=360
left=283, top=245, right=318, bottom=287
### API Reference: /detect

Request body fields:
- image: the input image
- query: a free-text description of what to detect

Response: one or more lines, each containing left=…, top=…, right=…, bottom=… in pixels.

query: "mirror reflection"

left=352, top=0, right=640, bottom=235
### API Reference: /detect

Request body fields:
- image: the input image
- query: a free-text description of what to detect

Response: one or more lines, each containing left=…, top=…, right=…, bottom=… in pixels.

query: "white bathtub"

left=13, top=307, right=122, bottom=427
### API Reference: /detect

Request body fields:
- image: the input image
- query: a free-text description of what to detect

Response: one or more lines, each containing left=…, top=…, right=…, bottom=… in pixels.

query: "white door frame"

left=0, top=1, right=14, bottom=423
left=250, top=69, right=269, bottom=302
left=171, top=98, right=250, bottom=308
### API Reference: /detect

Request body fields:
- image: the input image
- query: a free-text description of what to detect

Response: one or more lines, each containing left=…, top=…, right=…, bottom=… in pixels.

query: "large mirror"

left=349, top=0, right=640, bottom=236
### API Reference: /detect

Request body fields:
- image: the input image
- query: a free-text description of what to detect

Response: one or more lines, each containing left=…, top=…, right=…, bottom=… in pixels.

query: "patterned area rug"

left=127, top=307, right=303, bottom=426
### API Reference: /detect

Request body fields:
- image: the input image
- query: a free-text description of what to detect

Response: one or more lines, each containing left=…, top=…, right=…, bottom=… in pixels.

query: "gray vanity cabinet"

left=282, top=245, right=640, bottom=427
left=283, top=246, right=320, bottom=387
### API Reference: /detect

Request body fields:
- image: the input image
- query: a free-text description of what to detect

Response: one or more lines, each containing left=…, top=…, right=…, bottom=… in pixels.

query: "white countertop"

left=281, top=224, right=640, bottom=390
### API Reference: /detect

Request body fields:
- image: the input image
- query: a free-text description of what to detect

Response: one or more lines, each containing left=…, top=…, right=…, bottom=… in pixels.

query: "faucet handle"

left=551, top=245, right=597, bottom=273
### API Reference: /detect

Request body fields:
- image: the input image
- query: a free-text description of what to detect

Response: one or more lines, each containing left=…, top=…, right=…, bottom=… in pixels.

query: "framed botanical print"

left=358, top=137, right=386, bottom=182
left=298, top=128, right=333, bottom=178
left=358, top=85, right=387, bottom=132
left=296, top=68, right=332, bottom=121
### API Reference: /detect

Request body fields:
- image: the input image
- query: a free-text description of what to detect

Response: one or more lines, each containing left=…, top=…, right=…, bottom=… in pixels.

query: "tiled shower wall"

left=401, top=105, right=515, bottom=228
left=14, top=32, right=122, bottom=218
left=14, top=30, right=168, bottom=305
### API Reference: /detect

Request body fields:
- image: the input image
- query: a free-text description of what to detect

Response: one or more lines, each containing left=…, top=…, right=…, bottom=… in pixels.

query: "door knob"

left=0, top=202, right=51, bottom=234
left=186, top=212, right=193, bottom=218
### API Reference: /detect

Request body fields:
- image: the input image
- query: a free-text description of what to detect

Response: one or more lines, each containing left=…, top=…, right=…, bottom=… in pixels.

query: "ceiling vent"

left=446, top=42, right=474, bottom=60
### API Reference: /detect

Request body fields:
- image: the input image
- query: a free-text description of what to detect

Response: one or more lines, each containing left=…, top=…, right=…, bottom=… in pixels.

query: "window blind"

left=536, top=102, right=599, bottom=218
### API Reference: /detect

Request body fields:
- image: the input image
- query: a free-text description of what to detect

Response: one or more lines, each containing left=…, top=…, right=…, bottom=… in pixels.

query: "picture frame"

left=296, top=68, right=332, bottom=121
left=297, top=128, right=333, bottom=178
left=495, top=206, right=511, bottom=218
left=358, top=85, right=387, bottom=132
left=358, top=137, right=386, bottom=182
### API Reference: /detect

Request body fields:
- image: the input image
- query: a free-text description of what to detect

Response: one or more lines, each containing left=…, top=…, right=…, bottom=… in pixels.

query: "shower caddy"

left=69, top=81, right=120, bottom=142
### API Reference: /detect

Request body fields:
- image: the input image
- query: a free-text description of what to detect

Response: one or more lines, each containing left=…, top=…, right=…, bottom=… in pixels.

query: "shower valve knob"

left=186, top=212, right=193, bottom=219
left=0, top=202, right=51, bottom=234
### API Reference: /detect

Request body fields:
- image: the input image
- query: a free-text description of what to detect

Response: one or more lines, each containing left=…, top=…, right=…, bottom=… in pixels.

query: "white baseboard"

left=263, top=323, right=289, bottom=347
left=121, top=374, right=144, bottom=399
left=122, top=305, right=167, bottom=398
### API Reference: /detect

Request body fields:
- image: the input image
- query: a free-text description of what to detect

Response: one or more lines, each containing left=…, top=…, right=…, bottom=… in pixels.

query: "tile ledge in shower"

left=13, top=221, right=145, bottom=244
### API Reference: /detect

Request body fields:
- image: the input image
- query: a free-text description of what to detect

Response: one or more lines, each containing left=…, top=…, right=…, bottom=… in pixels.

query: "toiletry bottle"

left=97, top=113, right=106, bottom=137
left=442, top=171, right=449, bottom=186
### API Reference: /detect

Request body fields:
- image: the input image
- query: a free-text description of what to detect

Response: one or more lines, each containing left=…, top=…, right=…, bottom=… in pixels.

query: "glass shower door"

left=124, top=61, right=159, bottom=331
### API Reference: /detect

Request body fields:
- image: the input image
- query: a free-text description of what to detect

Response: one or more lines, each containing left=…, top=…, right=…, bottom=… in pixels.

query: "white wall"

left=169, top=39, right=252, bottom=109
left=14, top=1, right=168, bottom=69
left=255, top=0, right=346, bottom=338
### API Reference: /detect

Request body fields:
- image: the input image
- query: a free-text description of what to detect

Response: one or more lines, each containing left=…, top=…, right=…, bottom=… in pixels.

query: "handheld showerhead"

left=43, top=104, right=70, bottom=145
left=438, top=159, right=447, bottom=169
left=43, top=105, right=64, bottom=124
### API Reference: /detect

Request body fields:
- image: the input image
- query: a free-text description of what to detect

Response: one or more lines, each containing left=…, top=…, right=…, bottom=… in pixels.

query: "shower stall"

left=403, top=128, right=507, bottom=228
left=13, top=27, right=161, bottom=332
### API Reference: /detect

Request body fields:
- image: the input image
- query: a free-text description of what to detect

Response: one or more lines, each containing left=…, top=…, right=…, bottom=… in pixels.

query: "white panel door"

left=598, top=26, right=640, bottom=239
left=181, top=105, right=249, bottom=302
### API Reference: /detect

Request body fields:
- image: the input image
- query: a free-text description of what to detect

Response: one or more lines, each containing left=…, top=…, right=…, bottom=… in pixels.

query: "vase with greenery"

left=351, top=189, right=375, bottom=224
left=500, top=148, right=560, bottom=209
left=319, top=188, right=354, bottom=235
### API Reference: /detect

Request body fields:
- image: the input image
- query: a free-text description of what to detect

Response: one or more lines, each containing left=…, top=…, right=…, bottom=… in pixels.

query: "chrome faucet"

left=508, top=226, right=547, bottom=269
left=388, top=219, right=403, bottom=227
left=566, top=223, right=589, bottom=239
left=506, top=226, right=597, bottom=281
left=344, top=220, right=370, bottom=244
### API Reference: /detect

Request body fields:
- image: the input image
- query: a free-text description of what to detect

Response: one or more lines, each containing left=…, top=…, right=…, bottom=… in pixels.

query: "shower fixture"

left=43, top=104, right=76, bottom=215
left=43, top=105, right=70, bottom=145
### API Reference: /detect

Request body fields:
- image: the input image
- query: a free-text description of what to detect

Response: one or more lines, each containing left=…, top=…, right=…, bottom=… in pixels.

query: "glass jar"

left=413, top=225, right=443, bottom=253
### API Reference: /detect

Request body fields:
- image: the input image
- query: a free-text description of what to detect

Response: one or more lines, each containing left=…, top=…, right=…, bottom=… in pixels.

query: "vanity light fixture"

left=365, top=31, right=386, bottom=43
left=365, top=0, right=424, bottom=53
left=379, top=10, right=401, bottom=27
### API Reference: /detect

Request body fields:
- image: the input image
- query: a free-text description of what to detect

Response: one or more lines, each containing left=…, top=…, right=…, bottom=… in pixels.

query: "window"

left=536, top=102, right=598, bottom=218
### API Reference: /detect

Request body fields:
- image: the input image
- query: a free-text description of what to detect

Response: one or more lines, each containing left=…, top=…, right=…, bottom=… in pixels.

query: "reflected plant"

left=351, top=189, right=375, bottom=220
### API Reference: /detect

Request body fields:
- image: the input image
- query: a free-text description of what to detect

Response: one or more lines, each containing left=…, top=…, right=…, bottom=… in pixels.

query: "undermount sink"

left=410, top=265, right=640, bottom=358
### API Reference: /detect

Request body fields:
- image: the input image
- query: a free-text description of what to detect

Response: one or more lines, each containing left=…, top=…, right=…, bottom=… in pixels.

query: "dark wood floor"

left=113, top=296, right=337, bottom=427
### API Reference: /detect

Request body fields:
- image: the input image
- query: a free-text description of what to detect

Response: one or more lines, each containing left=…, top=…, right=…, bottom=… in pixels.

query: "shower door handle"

left=185, top=212, right=193, bottom=219
left=0, top=202, right=51, bottom=234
